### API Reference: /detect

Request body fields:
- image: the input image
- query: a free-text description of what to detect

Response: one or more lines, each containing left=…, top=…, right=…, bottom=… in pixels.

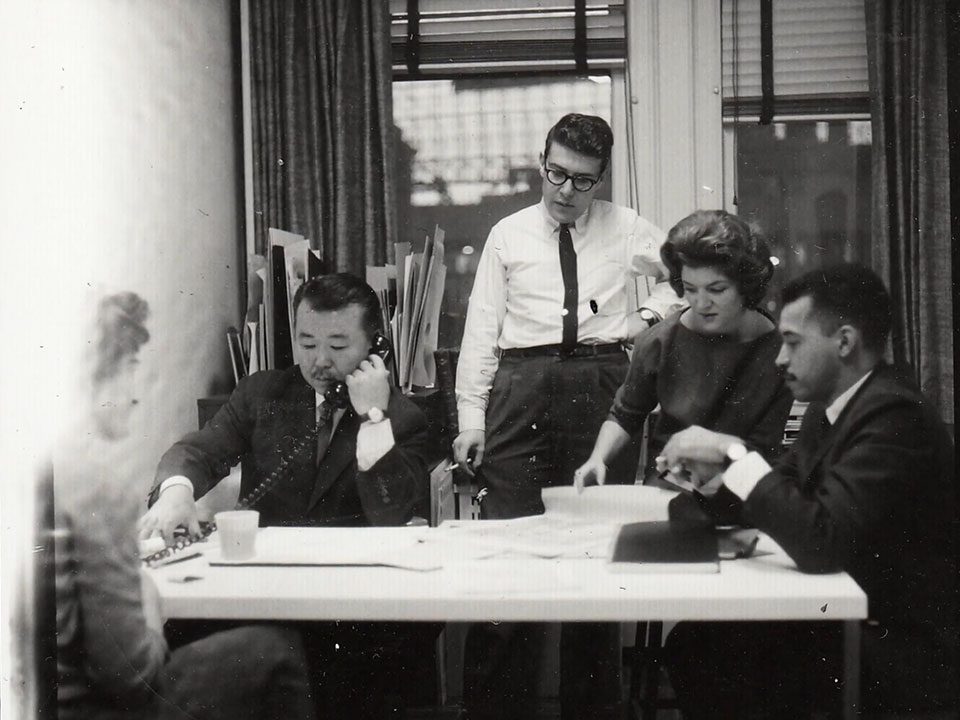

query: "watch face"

left=727, top=443, right=748, bottom=462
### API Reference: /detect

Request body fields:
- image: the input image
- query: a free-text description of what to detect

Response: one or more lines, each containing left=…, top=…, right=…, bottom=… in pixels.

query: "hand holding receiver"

left=345, top=353, right=391, bottom=417
left=137, top=484, right=200, bottom=547
left=452, top=429, right=485, bottom=477
left=573, top=455, right=607, bottom=494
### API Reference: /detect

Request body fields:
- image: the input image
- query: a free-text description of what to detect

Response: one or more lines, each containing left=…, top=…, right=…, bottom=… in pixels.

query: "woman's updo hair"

left=660, top=209, right=774, bottom=308
left=93, top=292, right=150, bottom=384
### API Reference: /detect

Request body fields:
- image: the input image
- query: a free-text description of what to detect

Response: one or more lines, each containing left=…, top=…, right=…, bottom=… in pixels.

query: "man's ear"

left=538, top=152, right=546, bottom=176
left=836, top=324, right=858, bottom=358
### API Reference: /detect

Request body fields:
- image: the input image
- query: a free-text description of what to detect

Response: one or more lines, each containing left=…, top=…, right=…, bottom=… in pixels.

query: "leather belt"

left=501, top=342, right=624, bottom=358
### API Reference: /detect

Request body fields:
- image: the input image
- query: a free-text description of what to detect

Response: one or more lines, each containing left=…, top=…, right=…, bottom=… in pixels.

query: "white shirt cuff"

left=159, top=476, right=194, bottom=496
left=722, top=451, right=772, bottom=500
left=357, top=419, right=396, bottom=471
left=457, top=407, right=486, bottom=434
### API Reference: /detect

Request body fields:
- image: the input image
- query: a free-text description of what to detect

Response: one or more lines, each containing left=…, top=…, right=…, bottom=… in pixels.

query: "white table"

left=150, top=486, right=867, bottom=716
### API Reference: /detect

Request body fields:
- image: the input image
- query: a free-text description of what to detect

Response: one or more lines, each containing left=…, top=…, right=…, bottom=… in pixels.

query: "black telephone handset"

left=323, top=332, right=393, bottom=409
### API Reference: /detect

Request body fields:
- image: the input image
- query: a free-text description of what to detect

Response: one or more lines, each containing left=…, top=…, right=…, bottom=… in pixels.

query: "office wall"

left=1, top=0, right=242, bottom=498
left=615, top=0, right=724, bottom=229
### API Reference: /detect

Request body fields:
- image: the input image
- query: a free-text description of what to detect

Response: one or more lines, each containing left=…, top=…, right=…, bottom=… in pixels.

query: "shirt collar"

left=537, top=199, right=592, bottom=235
left=825, top=370, right=872, bottom=425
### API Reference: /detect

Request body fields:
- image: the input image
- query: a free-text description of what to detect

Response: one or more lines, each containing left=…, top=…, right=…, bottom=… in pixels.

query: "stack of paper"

left=243, top=229, right=326, bottom=375
left=367, top=225, right=447, bottom=391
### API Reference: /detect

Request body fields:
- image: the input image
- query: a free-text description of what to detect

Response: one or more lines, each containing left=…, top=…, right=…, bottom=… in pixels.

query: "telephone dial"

left=141, top=333, right=395, bottom=567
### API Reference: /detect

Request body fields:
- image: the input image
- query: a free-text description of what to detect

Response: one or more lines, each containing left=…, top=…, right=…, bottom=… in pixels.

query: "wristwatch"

left=638, top=308, right=660, bottom=329
left=725, top=441, right=748, bottom=467
left=363, top=406, right=386, bottom=424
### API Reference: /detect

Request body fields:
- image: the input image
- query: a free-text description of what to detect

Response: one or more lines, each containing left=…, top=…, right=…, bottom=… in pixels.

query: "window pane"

left=734, top=120, right=873, bottom=314
left=393, top=77, right=613, bottom=350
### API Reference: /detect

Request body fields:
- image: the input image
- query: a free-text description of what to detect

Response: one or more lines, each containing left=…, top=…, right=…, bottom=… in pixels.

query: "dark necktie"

left=558, top=223, right=579, bottom=351
left=316, top=402, right=334, bottom=466
left=808, top=409, right=832, bottom=446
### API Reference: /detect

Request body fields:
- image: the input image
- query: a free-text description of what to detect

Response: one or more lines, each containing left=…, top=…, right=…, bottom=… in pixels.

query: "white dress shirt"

left=723, top=371, right=874, bottom=500
left=455, top=199, right=682, bottom=434
left=159, top=393, right=395, bottom=496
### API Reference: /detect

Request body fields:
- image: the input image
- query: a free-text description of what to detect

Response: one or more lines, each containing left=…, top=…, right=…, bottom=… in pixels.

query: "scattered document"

left=208, top=526, right=441, bottom=572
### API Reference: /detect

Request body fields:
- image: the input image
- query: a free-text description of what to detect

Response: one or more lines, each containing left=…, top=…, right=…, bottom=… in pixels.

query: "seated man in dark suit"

left=139, top=272, right=428, bottom=534
left=138, top=272, right=433, bottom=718
left=660, top=264, right=957, bottom=718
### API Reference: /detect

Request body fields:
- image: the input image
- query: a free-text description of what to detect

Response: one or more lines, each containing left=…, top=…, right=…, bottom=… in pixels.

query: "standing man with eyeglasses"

left=454, top=113, right=682, bottom=720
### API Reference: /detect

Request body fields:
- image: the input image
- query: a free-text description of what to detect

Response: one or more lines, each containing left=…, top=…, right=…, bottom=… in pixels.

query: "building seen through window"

left=392, top=77, right=612, bottom=349
left=733, top=120, right=873, bottom=316
left=393, top=80, right=872, bottom=340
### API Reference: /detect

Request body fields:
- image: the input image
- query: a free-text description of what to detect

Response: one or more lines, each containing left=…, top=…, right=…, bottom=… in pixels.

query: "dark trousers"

left=664, top=621, right=843, bottom=720
left=167, top=619, right=440, bottom=719
left=160, top=624, right=315, bottom=720
left=477, top=352, right=637, bottom=519
left=300, top=621, right=442, bottom=719
left=665, top=620, right=959, bottom=718
left=463, top=622, right=622, bottom=720
left=464, top=352, right=635, bottom=719
left=60, top=623, right=315, bottom=720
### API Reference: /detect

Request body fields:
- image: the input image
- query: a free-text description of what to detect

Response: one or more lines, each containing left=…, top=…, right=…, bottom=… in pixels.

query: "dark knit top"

left=609, top=310, right=793, bottom=475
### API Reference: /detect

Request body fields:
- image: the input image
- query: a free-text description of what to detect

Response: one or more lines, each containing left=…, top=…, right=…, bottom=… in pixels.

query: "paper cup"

left=214, top=510, right=260, bottom=561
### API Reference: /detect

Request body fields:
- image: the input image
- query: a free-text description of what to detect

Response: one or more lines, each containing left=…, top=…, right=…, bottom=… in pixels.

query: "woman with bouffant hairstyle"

left=575, top=209, right=793, bottom=487
left=92, top=291, right=150, bottom=380
left=661, top=210, right=774, bottom=309
left=54, top=292, right=316, bottom=720
left=88, top=291, right=150, bottom=439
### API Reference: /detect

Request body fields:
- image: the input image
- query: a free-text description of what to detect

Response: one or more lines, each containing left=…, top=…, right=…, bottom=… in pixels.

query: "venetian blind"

left=391, top=0, right=626, bottom=78
left=722, top=0, right=869, bottom=118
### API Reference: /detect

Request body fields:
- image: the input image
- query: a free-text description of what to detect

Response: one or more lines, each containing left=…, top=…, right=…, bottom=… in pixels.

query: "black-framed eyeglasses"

left=543, top=167, right=600, bottom=192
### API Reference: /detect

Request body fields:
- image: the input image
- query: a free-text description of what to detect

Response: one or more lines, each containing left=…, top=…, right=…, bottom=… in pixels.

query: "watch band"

left=638, top=308, right=660, bottom=328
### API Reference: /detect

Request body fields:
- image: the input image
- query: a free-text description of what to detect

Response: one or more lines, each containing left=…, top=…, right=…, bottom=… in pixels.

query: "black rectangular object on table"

left=609, top=521, right=720, bottom=573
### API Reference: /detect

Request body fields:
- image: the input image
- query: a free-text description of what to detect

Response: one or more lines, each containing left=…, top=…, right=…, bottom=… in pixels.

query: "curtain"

left=249, top=0, right=395, bottom=274
left=865, top=0, right=953, bottom=423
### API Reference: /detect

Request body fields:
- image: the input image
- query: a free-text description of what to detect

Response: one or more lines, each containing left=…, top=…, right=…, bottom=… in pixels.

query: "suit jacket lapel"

left=306, top=409, right=360, bottom=510
left=797, top=371, right=877, bottom=487
left=798, top=408, right=836, bottom=487
left=282, top=384, right=321, bottom=504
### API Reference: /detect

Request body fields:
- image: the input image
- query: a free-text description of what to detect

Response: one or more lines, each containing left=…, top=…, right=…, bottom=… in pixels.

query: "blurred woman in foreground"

left=54, top=291, right=315, bottom=720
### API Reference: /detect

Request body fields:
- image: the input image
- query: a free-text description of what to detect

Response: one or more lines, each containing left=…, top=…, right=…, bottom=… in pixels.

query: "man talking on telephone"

left=139, top=272, right=429, bottom=537
left=138, top=273, right=433, bottom=718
